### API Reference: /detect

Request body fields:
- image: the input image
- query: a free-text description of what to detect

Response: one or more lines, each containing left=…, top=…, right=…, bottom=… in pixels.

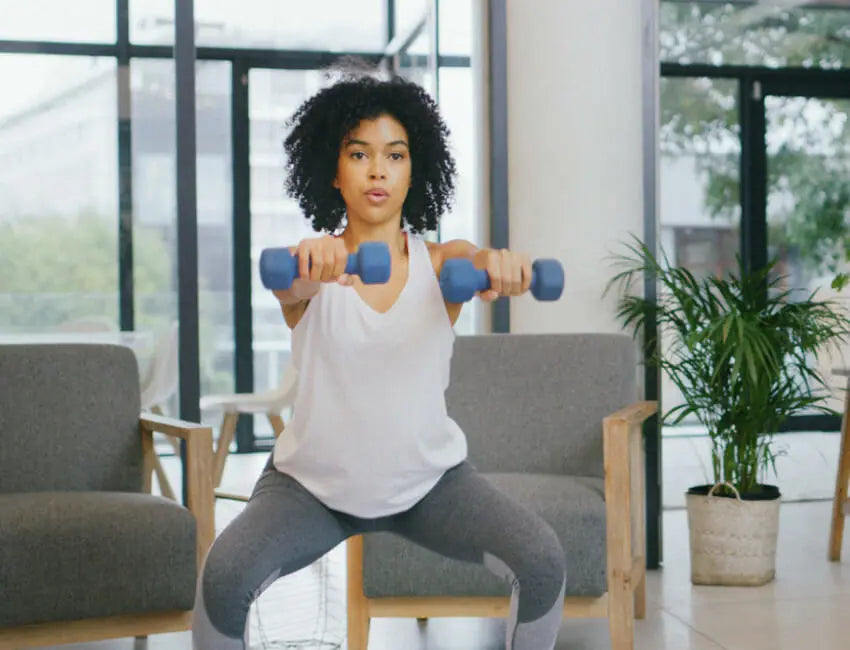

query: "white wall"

left=503, top=0, right=646, bottom=334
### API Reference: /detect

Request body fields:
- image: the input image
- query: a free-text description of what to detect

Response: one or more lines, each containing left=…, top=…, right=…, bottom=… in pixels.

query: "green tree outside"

left=660, top=2, right=850, bottom=285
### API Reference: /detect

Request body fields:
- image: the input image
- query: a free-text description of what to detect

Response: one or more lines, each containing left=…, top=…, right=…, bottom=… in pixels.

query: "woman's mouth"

left=365, top=189, right=389, bottom=204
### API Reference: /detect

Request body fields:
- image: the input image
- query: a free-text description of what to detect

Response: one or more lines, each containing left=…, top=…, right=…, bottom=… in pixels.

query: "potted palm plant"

left=606, top=236, right=850, bottom=586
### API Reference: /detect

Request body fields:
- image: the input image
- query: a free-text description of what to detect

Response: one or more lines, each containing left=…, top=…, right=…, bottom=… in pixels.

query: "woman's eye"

left=351, top=151, right=366, bottom=160
left=390, top=153, right=405, bottom=161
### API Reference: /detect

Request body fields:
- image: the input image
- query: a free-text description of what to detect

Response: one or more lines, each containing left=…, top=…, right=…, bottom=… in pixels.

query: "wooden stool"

left=829, top=369, right=850, bottom=561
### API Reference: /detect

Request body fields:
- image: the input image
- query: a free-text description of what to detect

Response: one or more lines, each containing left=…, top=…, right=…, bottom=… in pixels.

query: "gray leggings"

left=193, top=458, right=566, bottom=649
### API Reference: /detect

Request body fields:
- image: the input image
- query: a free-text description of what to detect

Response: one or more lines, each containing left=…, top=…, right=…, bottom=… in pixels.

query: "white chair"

left=140, top=321, right=180, bottom=500
left=200, top=364, right=298, bottom=496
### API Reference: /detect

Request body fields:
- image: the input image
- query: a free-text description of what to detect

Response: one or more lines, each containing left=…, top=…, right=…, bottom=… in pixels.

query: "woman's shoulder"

left=417, top=236, right=444, bottom=275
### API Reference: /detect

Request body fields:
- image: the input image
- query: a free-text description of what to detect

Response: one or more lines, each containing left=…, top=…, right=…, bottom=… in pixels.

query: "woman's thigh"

left=391, top=462, right=566, bottom=619
left=196, top=464, right=352, bottom=640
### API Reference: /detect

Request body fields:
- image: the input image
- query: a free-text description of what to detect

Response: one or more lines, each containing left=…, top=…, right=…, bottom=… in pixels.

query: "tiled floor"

left=44, top=446, right=850, bottom=650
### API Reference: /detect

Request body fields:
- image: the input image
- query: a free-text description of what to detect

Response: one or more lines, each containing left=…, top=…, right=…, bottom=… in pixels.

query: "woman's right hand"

left=295, top=235, right=354, bottom=286
left=283, top=235, right=355, bottom=302
left=274, top=235, right=354, bottom=305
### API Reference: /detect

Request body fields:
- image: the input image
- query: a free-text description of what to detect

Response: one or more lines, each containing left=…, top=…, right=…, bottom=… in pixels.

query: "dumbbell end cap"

left=439, top=258, right=477, bottom=303
left=357, top=241, right=392, bottom=284
left=259, top=248, right=296, bottom=290
left=532, top=259, right=564, bottom=301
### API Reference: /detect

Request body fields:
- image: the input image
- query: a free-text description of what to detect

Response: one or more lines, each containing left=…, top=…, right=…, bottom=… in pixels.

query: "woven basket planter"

left=685, top=482, right=781, bottom=586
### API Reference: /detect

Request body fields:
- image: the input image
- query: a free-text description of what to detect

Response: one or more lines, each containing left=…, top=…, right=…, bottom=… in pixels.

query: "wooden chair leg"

left=604, top=414, right=636, bottom=650
left=830, top=376, right=850, bottom=561
left=212, top=412, right=239, bottom=488
left=347, top=536, right=370, bottom=650
left=267, top=413, right=285, bottom=438
left=634, top=571, right=647, bottom=620
left=608, top=580, right=635, bottom=650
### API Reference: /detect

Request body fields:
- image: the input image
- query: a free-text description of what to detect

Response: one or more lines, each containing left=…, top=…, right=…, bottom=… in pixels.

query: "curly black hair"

left=283, top=72, right=456, bottom=234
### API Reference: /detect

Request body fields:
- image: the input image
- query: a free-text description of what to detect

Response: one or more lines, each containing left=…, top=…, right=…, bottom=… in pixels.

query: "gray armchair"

left=0, top=344, right=214, bottom=648
left=346, top=333, right=656, bottom=650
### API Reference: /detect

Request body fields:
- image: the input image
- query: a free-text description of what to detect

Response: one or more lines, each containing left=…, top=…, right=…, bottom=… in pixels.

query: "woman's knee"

left=525, top=522, right=566, bottom=589
left=197, top=539, right=257, bottom=639
left=493, top=520, right=566, bottom=622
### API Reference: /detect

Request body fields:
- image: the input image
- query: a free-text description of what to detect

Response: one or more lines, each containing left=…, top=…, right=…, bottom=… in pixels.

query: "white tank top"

left=272, top=233, right=468, bottom=517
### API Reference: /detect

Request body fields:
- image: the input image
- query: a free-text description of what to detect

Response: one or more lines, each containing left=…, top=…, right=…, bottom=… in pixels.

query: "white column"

left=504, top=0, right=646, bottom=334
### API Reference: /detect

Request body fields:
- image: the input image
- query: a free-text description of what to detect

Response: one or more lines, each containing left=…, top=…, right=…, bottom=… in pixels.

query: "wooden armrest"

left=602, top=400, right=657, bottom=600
left=604, top=401, right=657, bottom=427
left=140, top=411, right=211, bottom=440
left=138, top=412, right=215, bottom=572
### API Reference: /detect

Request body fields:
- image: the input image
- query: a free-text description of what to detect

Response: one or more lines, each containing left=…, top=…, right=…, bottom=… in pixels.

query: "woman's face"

left=333, top=113, right=412, bottom=228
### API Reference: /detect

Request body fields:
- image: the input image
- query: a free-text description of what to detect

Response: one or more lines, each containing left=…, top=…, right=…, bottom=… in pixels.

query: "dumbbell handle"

left=292, top=253, right=362, bottom=278
left=463, top=267, right=548, bottom=296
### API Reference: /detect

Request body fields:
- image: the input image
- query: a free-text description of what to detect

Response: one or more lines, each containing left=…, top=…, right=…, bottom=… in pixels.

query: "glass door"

left=245, top=67, right=327, bottom=445
left=759, top=84, right=850, bottom=430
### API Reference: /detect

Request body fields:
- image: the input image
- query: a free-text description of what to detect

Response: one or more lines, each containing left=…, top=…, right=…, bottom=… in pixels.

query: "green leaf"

left=607, top=234, right=850, bottom=492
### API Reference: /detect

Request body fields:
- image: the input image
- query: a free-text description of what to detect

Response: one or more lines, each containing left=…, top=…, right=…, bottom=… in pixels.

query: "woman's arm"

left=427, top=239, right=532, bottom=325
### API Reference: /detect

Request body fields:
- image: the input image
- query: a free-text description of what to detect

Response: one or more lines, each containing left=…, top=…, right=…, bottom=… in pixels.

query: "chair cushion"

left=0, top=491, right=197, bottom=627
left=362, top=473, right=607, bottom=599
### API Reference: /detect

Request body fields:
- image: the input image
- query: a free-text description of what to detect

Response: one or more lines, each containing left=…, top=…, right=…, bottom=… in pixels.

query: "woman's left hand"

left=473, top=248, right=532, bottom=302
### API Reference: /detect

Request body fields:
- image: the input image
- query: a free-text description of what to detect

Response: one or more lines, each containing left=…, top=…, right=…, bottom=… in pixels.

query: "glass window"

left=659, top=76, right=741, bottom=430
left=436, top=66, right=480, bottom=334
left=660, top=76, right=740, bottom=279
left=131, top=0, right=387, bottom=52
left=763, top=95, right=850, bottom=415
left=394, top=0, right=429, bottom=41
left=438, top=0, right=472, bottom=56
left=765, top=96, right=850, bottom=298
left=661, top=1, right=850, bottom=69
left=131, top=59, right=234, bottom=418
left=249, top=69, right=323, bottom=439
left=0, top=55, right=118, bottom=333
left=0, top=0, right=116, bottom=43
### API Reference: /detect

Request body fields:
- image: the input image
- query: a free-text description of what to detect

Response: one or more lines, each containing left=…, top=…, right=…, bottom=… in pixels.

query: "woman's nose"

left=369, top=161, right=387, bottom=179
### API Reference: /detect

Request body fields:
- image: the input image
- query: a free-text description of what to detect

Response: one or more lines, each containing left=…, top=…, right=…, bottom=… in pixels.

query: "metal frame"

left=642, top=0, right=662, bottom=570
left=487, top=0, right=510, bottom=333
left=0, top=40, right=468, bottom=68
left=230, top=61, right=254, bottom=452
left=116, top=0, right=134, bottom=332
left=174, top=0, right=200, bottom=501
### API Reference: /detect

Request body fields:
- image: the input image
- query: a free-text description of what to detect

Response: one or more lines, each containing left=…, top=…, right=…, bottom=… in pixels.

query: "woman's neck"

left=341, top=220, right=407, bottom=257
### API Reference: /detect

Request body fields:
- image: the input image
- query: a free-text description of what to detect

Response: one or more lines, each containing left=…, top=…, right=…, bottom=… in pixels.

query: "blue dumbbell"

left=260, top=241, right=391, bottom=290
left=439, top=257, right=564, bottom=303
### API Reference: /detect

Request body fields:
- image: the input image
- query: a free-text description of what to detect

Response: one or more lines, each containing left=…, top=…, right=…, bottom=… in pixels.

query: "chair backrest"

left=140, top=321, right=179, bottom=411
left=446, top=333, right=637, bottom=478
left=0, top=344, right=143, bottom=494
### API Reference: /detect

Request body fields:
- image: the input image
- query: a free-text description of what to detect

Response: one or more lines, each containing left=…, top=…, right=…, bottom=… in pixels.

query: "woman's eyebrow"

left=345, top=138, right=409, bottom=148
